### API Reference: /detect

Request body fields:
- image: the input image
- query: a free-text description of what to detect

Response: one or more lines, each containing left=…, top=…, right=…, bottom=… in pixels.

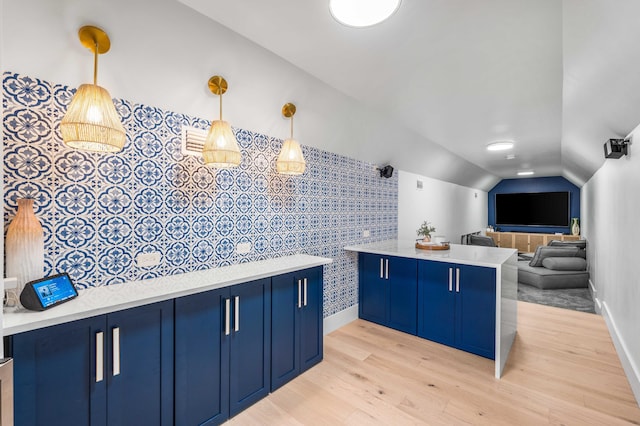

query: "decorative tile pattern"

left=3, top=72, right=398, bottom=316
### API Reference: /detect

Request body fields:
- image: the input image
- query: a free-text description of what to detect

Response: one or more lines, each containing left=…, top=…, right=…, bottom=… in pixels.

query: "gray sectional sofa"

left=517, top=240, right=588, bottom=289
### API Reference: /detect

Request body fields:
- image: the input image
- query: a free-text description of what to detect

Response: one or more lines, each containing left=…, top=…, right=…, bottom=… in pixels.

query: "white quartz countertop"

left=344, top=240, right=516, bottom=268
left=3, top=254, right=332, bottom=336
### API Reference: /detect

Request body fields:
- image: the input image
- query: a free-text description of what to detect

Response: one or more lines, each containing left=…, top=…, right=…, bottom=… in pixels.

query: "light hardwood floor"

left=229, top=301, right=640, bottom=425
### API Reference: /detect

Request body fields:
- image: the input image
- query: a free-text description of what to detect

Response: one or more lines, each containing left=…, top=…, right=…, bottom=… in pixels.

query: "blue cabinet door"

left=228, top=278, right=271, bottom=417
left=106, top=300, right=174, bottom=426
left=456, top=265, right=496, bottom=359
left=418, top=260, right=456, bottom=346
left=359, top=253, right=387, bottom=325
left=271, top=271, right=299, bottom=391
left=387, top=257, right=418, bottom=334
left=299, top=266, right=323, bottom=372
left=418, top=261, right=496, bottom=359
left=271, top=267, right=324, bottom=392
left=11, top=316, right=107, bottom=426
left=175, top=288, right=229, bottom=426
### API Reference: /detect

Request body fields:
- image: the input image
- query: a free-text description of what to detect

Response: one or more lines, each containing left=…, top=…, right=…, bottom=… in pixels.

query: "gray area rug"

left=517, top=282, right=596, bottom=314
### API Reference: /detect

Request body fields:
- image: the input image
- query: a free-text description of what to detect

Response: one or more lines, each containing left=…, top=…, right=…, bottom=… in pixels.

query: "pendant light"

left=60, top=26, right=126, bottom=153
left=202, top=76, right=241, bottom=168
left=276, top=103, right=306, bottom=175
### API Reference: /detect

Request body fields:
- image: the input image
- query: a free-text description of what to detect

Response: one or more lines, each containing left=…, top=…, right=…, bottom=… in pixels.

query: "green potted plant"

left=416, top=221, right=436, bottom=242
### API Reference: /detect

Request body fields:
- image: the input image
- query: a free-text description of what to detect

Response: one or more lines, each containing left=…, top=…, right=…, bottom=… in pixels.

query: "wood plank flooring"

left=229, top=301, right=640, bottom=425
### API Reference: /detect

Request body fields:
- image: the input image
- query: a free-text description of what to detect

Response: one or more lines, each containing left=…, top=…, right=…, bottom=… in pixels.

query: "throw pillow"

left=542, top=257, right=587, bottom=271
left=529, top=246, right=580, bottom=267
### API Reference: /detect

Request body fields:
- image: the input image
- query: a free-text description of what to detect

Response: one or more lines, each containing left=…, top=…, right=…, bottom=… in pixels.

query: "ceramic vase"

left=5, top=198, right=45, bottom=302
left=422, top=235, right=431, bottom=243
left=570, top=218, right=580, bottom=236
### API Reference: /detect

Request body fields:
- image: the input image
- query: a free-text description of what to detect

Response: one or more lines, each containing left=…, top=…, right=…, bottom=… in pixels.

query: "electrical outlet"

left=236, top=242, right=251, bottom=254
left=137, top=252, right=161, bottom=267
left=363, top=230, right=371, bottom=238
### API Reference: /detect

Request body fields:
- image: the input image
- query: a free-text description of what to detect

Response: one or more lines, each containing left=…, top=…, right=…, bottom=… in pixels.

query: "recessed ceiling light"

left=505, top=154, right=516, bottom=160
left=486, top=141, right=514, bottom=151
left=329, top=0, right=401, bottom=28
left=517, top=171, right=534, bottom=176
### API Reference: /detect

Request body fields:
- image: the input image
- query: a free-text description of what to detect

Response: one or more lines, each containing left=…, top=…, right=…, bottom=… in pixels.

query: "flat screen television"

left=495, top=192, right=570, bottom=227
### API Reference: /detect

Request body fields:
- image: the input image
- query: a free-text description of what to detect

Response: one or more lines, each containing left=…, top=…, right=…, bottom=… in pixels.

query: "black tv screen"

left=496, top=192, right=570, bottom=227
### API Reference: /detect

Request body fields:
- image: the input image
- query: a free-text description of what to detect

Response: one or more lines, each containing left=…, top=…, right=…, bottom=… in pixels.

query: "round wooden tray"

left=415, top=242, right=450, bottom=251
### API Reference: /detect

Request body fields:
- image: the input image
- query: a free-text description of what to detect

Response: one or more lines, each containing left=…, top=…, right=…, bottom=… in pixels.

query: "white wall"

left=582, top=125, right=640, bottom=404
left=398, top=170, right=488, bottom=244
left=1, top=0, right=497, bottom=191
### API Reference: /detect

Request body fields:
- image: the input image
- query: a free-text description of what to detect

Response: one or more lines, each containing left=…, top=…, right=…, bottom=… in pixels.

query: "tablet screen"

left=32, top=274, right=77, bottom=308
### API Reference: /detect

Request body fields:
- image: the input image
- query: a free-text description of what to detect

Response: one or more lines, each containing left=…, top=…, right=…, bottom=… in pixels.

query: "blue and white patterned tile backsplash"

left=3, top=72, right=398, bottom=317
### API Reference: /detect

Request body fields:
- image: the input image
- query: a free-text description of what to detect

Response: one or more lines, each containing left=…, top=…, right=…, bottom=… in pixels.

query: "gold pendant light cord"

left=290, top=116, right=294, bottom=139
left=93, top=41, right=98, bottom=85
left=219, top=94, right=223, bottom=121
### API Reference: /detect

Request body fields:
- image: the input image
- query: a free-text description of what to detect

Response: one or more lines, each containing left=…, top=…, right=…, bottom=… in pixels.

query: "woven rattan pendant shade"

left=202, top=75, right=241, bottom=168
left=277, top=138, right=306, bottom=175
left=202, top=119, right=241, bottom=167
left=277, top=103, right=306, bottom=175
left=60, top=25, right=126, bottom=153
left=61, top=83, right=126, bottom=153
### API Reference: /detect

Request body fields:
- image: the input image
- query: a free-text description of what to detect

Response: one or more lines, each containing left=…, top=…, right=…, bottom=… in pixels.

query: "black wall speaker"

left=378, top=165, right=394, bottom=178
left=604, top=138, right=629, bottom=159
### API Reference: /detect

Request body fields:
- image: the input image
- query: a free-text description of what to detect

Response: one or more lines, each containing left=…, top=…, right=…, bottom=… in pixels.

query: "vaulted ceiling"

left=179, top=0, right=640, bottom=188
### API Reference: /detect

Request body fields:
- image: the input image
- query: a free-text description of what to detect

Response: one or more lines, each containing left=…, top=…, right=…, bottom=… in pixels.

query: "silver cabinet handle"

left=456, top=268, right=460, bottom=293
left=385, top=259, right=389, bottom=280
left=112, top=327, right=120, bottom=377
left=303, top=278, right=308, bottom=307
left=234, top=296, right=240, bottom=332
left=380, top=258, right=384, bottom=278
left=96, top=331, right=104, bottom=383
left=298, top=279, right=302, bottom=308
left=225, top=298, right=231, bottom=336
left=448, top=268, right=453, bottom=292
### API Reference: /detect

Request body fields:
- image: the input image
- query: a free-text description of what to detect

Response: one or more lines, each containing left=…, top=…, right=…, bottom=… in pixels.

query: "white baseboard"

left=589, top=279, right=602, bottom=313
left=601, top=301, right=640, bottom=406
left=323, top=304, right=358, bottom=335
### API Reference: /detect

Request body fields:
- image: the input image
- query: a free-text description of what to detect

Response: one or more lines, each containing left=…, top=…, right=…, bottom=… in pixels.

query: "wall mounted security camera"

left=604, top=138, right=629, bottom=159
left=378, top=165, right=394, bottom=178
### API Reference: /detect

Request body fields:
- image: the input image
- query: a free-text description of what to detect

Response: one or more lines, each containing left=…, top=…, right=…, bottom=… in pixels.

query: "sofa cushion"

left=517, top=261, right=589, bottom=289
left=529, top=246, right=581, bottom=267
left=547, top=239, right=586, bottom=249
left=547, top=239, right=586, bottom=258
left=542, top=257, right=587, bottom=271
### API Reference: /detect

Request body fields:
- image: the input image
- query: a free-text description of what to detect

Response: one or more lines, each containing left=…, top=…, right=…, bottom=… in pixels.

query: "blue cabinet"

left=106, top=301, right=174, bottom=425
left=10, top=266, right=322, bottom=426
left=10, top=300, right=174, bottom=426
left=271, top=267, right=323, bottom=391
left=418, top=261, right=496, bottom=359
left=174, top=278, right=271, bottom=425
left=228, top=279, right=271, bottom=417
left=174, top=287, right=228, bottom=425
left=11, top=316, right=106, bottom=426
left=359, top=253, right=417, bottom=334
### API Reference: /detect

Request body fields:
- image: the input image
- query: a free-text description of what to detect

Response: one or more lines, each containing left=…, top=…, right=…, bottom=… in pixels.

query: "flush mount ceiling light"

left=60, top=25, right=126, bottom=153
left=277, top=103, right=306, bottom=175
left=329, top=0, right=401, bottom=27
left=517, top=170, right=535, bottom=176
left=202, top=75, right=241, bottom=168
left=486, top=141, right=514, bottom=151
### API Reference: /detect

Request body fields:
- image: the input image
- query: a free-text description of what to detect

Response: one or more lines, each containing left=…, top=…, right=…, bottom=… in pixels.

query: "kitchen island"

left=345, top=240, right=517, bottom=378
